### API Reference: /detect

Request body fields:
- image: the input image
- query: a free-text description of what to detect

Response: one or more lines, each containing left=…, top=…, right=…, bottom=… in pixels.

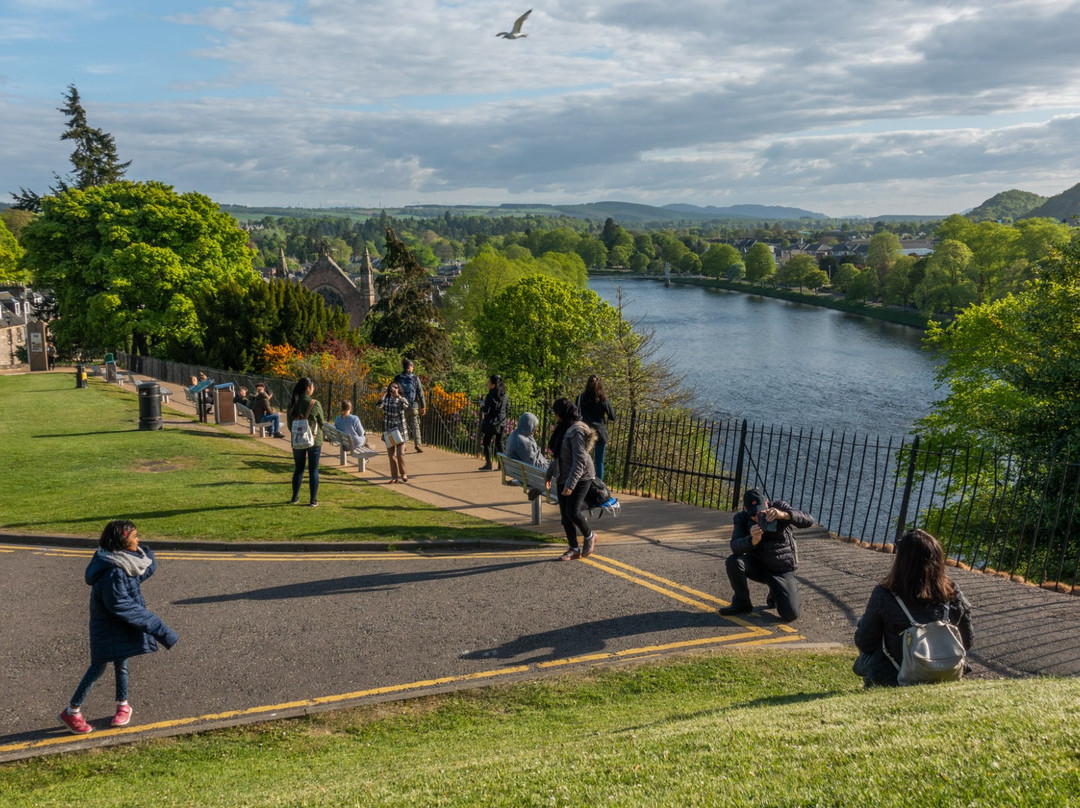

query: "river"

left=588, top=277, right=941, bottom=438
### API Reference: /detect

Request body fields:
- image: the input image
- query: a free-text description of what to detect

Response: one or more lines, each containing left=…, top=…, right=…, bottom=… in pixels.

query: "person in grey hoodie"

left=545, top=398, right=598, bottom=561
left=506, top=412, right=547, bottom=500
left=59, top=520, right=178, bottom=735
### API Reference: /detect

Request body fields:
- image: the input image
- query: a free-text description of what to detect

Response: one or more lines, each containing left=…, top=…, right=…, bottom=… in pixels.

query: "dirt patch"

left=129, top=457, right=194, bottom=473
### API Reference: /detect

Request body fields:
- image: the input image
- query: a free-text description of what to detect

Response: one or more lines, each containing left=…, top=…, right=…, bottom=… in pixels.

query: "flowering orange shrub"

left=430, top=383, right=470, bottom=417
left=261, top=344, right=301, bottom=377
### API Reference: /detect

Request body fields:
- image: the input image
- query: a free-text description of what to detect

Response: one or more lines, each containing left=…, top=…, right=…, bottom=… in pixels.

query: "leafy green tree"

left=0, top=219, right=28, bottom=283
left=913, top=239, right=975, bottom=314
left=921, top=240, right=1080, bottom=455
left=0, top=209, right=34, bottom=240
left=831, top=262, right=858, bottom=293
left=776, top=254, right=818, bottom=290
left=575, top=234, right=607, bottom=268
left=845, top=268, right=877, bottom=302
left=367, top=227, right=450, bottom=371
left=867, top=232, right=902, bottom=282
left=803, top=268, right=830, bottom=292
left=475, top=275, right=618, bottom=397
left=881, top=255, right=919, bottom=307
left=20, top=181, right=255, bottom=356
left=744, top=243, right=776, bottom=282
left=677, top=251, right=702, bottom=275
left=633, top=234, right=655, bottom=261
left=701, top=243, right=744, bottom=279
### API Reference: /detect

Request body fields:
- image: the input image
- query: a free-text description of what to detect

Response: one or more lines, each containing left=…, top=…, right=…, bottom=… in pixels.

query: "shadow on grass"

left=1, top=502, right=286, bottom=528
left=173, top=559, right=549, bottom=605
left=32, top=430, right=138, bottom=437
left=460, top=610, right=727, bottom=665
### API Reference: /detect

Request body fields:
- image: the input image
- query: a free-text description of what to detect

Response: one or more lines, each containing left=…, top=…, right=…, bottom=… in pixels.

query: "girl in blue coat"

left=59, top=520, right=178, bottom=734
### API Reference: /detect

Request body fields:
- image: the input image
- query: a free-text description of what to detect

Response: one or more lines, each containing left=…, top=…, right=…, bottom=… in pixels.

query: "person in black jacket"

left=719, top=488, right=814, bottom=621
left=577, top=374, right=616, bottom=481
left=853, top=528, right=974, bottom=687
left=478, top=374, right=508, bottom=471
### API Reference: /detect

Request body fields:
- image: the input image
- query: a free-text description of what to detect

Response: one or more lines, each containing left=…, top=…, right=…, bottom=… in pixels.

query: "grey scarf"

left=96, top=547, right=153, bottom=578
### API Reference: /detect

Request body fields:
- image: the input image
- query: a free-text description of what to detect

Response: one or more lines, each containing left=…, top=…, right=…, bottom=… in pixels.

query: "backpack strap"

left=882, top=592, right=918, bottom=672
left=891, top=592, right=919, bottom=627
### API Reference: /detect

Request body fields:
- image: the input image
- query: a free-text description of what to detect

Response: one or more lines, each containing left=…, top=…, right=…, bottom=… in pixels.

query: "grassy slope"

left=0, top=373, right=537, bottom=544
left=2, top=652, right=1078, bottom=806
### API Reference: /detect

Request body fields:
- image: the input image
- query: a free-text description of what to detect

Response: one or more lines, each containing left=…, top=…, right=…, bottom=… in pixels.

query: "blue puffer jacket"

left=85, top=546, right=178, bottom=664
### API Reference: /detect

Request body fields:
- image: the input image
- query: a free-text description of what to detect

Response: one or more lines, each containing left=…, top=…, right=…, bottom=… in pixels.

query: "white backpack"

left=885, top=594, right=966, bottom=686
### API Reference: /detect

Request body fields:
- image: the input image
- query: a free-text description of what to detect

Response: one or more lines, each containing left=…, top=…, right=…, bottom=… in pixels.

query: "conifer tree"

left=368, top=227, right=450, bottom=371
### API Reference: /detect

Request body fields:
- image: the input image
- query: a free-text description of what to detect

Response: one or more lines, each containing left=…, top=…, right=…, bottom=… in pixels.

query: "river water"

left=588, top=277, right=941, bottom=438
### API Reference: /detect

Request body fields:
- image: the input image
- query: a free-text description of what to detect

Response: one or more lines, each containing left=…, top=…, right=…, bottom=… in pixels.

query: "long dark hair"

left=881, top=528, right=957, bottom=604
left=548, top=397, right=581, bottom=454
left=100, top=520, right=137, bottom=552
left=289, top=377, right=313, bottom=417
left=582, top=374, right=606, bottom=404
left=488, top=373, right=507, bottom=398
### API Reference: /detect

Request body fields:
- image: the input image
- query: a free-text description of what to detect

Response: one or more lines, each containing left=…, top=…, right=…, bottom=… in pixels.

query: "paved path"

left=2, top=371, right=1078, bottom=761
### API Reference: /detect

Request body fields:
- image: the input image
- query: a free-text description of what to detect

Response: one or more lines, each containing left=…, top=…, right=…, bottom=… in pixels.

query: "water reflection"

left=589, top=278, right=942, bottom=438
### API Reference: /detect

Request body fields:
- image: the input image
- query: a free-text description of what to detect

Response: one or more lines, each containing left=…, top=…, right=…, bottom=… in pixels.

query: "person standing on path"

left=577, top=374, right=616, bottom=481
left=59, top=520, right=178, bottom=735
left=545, top=398, right=598, bottom=561
left=478, top=374, right=508, bottom=470
left=719, top=488, right=814, bottom=621
left=853, top=528, right=974, bottom=687
left=287, top=377, right=325, bottom=507
left=393, top=358, right=427, bottom=452
left=379, top=381, right=410, bottom=483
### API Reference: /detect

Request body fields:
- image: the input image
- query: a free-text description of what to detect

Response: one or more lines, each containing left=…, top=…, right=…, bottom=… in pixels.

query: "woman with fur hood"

left=545, top=398, right=599, bottom=561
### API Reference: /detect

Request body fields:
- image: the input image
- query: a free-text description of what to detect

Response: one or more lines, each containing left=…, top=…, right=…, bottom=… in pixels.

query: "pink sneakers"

left=59, top=709, right=93, bottom=735
left=111, top=703, right=132, bottom=727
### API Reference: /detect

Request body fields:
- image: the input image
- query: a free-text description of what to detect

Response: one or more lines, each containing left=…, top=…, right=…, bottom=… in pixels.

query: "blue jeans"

left=259, top=413, right=281, bottom=435
left=292, top=446, right=321, bottom=503
left=71, top=658, right=129, bottom=707
left=593, top=438, right=608, bottom=481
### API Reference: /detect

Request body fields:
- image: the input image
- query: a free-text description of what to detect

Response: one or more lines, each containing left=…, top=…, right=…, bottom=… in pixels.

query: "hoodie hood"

left=514, top=412, right=538, bottom=436
left=85, top=547, right=153, bottom=585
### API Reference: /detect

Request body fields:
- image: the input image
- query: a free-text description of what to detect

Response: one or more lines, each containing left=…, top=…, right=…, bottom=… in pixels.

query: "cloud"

left=4, top=0, right=1080, bottom=213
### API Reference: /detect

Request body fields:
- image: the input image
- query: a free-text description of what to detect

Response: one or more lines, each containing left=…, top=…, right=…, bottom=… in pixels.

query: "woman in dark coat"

left=478, top=374, right=509, bottom=471
left=287, top=377, right=325, bottom=506
left=545, top=398, right=598, bottom=561
left=59, top=520, right=178, bottom=734
left=854, top=528, right=974, bottom=687
left=577, top=374, right=616, bottom=481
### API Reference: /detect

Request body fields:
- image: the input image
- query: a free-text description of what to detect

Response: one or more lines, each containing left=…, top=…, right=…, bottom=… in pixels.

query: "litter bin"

left=75, top=363, right=87, bottom=389
left=137, top=381, right=162, bottom=431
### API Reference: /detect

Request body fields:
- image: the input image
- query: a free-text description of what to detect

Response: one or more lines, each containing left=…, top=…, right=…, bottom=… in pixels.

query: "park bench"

left=323, top=423, right=380, bottom=472
left=497, top=453, right=557, bottom=526
left=236, top=402, right=272, bottom=437
left=184, top=387, right=197, bottom=406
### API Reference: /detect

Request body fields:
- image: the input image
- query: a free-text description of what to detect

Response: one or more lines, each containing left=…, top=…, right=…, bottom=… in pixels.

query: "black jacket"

left=577, top=393, right=616, bottom=443
left=480, top=388, right=508, bottom=435
left=730, top=500, right=814, bottom=573
left=854, top=584, right=974, bottom=685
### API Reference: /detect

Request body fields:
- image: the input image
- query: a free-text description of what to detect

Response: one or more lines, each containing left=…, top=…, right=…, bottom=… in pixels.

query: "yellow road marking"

left=0, top=632, right=806, bottom=756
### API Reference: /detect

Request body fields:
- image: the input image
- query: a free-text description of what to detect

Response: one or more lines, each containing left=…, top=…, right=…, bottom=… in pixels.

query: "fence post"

left=622, top=408, right=637, bottom=490
left=731, top=419, right=748, bottom=509
left=894, top=435, right=921, bottom=544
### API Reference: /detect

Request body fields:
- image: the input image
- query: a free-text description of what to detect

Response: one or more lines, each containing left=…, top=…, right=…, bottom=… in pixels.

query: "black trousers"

left=558, top=478, right=592, bottom=548
left=724, top=553, right=801, bottom=621
left=481, top=430, right=504, bottom=464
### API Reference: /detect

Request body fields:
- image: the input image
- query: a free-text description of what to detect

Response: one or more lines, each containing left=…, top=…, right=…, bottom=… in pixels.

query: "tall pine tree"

left=368, top=228, right=450, bottom=371
left=10, top=84, right=130, bottom=211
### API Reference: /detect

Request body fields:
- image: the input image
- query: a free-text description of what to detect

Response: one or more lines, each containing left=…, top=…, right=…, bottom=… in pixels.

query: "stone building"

left=0, top=288, right=31, bottom=370
left=300, top=248, right=376, bottom=330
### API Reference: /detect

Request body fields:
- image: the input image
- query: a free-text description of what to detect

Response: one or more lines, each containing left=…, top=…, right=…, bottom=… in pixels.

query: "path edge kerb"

left=0, top=532, right=551, bottom=553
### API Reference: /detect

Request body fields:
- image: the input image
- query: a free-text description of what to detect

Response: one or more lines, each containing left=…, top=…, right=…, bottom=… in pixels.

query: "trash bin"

left=75, top=363, right=87, bottom=389
left=137, top=381, right=162, bottom=431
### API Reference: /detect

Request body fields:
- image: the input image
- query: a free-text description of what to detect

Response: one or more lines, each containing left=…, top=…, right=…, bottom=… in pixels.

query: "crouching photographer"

left=719, top=488, right=815, bottom=622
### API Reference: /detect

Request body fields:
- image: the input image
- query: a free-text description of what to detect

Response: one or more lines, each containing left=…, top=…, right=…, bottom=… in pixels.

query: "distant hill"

left=660, top=203, right=827, bottom=221
left=966, top=190, right=1047, bottom=223
left=1019, top=183, right=1080, bottom=222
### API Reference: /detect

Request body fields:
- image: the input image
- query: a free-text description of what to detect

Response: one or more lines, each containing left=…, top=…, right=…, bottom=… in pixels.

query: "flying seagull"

left=496, top=9, right=532, bottom=39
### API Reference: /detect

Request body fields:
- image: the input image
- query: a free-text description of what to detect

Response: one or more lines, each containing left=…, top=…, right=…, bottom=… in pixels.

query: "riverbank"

left=589, top=270, right=947, bottom=330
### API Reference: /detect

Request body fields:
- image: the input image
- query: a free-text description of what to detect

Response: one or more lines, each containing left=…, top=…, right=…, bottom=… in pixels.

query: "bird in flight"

left=496, top=9, right=532, bottom=39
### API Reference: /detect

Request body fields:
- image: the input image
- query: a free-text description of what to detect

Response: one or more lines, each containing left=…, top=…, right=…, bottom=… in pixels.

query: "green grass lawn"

left=0, top=373, right=537, bottom=544
left=3, top=651, right=1078, bottom=806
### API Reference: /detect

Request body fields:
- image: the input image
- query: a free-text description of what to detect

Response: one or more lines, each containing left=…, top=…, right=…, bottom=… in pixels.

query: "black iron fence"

left=118, top=353, right=1080, bottom=592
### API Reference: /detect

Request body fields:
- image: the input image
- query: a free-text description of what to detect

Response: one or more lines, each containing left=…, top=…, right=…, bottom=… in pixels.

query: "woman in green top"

left=286, top=377, right=325, bottom=507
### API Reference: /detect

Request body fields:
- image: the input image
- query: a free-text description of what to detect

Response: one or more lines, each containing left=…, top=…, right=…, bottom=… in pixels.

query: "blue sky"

left=2, top=0, right=1080, bottom=216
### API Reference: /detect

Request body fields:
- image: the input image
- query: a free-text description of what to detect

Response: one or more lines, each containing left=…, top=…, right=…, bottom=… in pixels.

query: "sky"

left=2, top=0, right=1080, bottom=217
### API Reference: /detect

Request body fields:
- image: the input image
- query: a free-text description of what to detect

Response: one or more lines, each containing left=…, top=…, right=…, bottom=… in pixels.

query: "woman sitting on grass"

left=854, top=528, right=974, bottom=687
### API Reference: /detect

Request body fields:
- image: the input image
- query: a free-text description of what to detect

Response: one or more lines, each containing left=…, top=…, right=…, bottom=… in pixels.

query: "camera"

left=757, top=511, right=777, bottom=533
